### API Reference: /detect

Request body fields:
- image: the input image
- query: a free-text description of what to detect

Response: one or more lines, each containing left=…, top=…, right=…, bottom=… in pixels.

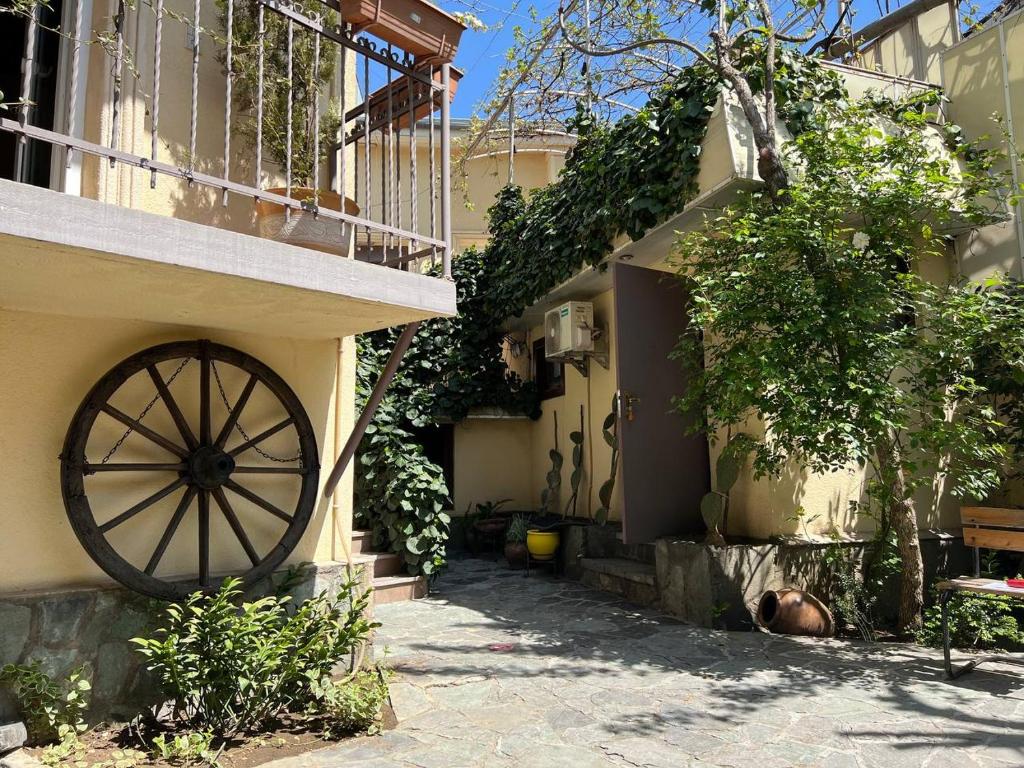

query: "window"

left=0, top=0, right=65, bottom=187
left=532, top=338, right=564, bottom=400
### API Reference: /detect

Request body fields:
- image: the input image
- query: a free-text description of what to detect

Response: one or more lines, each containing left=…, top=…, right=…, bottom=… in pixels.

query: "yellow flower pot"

left=526, top=529, right=560, bottom=561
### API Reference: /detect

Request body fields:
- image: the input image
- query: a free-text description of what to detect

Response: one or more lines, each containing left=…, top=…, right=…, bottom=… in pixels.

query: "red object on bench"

left=1007, top=579, right=1024, bottom=589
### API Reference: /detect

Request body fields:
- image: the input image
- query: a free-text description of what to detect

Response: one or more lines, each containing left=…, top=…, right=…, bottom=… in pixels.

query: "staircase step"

left=579, top=557, right=659, bottom=607
left=351, top=551, right=404, bottom=579
left=352, top=529, right=374, bottom=554
left=372, top=575, right=427, bottom=605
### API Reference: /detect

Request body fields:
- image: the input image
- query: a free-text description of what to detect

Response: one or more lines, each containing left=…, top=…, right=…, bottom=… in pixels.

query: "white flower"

left=852, top=231, right=870, bottom=251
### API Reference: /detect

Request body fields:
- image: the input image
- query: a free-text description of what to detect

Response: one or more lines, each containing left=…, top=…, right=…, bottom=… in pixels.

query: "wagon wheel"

left=60, top=340, right=320, bottom=601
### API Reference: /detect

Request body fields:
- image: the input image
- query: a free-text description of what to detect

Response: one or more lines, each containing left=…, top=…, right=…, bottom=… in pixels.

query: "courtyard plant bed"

left=1, top=578, right=390, bottom=768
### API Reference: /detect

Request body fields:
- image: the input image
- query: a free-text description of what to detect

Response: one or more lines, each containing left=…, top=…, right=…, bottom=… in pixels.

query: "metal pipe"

left=386, top=45, right=394, bottom=263
left=508, top=94, right=514, bottom=184
left=188, top=0, right=200, bottom=176
left=110, top=0, right=125, bottom=168
left=408, top=71, right=417, bottom=253
left=313, top=26, right=321, bottom=208
left=15, top=0, right=39, bottom=180
left=66, top=0, right=84, bottom=170
left=338, top=43, right=346, bottom=201
left=150, top=0, right=163, bottom=187
left=323, top=322, right=421, bottom=498
left=363, top=50, right=371, bottom=253
left=285, top=18, right=293, bottom=221
left=428, top=62, right=436, bottom=269
left=222, top=0, right=233, bottom=205
left=255, top=3, right=264, bottom=188
left=440, top=62, right=452, bottom=279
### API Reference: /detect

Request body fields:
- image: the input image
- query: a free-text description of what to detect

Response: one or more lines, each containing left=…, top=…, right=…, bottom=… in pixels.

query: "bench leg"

left=940, top=589, right=955, bottom=679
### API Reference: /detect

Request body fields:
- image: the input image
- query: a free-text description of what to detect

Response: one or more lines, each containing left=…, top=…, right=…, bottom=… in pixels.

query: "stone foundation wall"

left=0, top=562, right=372, bottom=726
left=656, top=533, right=971, bottom=629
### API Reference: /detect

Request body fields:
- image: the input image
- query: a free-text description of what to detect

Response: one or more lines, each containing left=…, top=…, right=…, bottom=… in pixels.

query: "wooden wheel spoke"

left=145, top=486, right=197, bottom=575
left=101, top=404, right=189, bottom=459
left=198, top=490, right=210, bottom=587
left=212, top=487, right=260, bottom=567
left=227, top=417, right=294, bottom=457
left=200, top=343, right=212, bottom=446
left=98, top=476, right=188, bottom=534
left=224, top=479, right=293, bottom=523
left=87, top=462, right=187, bottom=473
left=147, top=364, right=199, bottom=451
left=214, top=374, right=258, bottom=449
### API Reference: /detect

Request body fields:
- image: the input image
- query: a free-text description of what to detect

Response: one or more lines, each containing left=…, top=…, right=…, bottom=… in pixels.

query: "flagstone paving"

left=272, top=559, right=1024, bottom=767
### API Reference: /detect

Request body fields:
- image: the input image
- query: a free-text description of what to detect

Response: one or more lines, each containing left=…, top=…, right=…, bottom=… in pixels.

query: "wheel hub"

left=188, top=445, right=236, bottom=490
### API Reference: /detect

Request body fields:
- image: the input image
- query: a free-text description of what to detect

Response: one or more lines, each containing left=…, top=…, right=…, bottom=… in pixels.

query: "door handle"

left=616, top=390, right=639, bottom=421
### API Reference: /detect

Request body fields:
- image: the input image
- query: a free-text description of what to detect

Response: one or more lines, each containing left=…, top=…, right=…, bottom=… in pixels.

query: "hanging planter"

left=340, top=0, right=466, bottom=63
left=364, top=65, right=462, bottom=132
left=256, top=189, right=359, bottom=256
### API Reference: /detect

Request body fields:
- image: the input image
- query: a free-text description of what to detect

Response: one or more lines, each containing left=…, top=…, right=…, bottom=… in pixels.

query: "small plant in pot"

left=218, top=0, right=357, bottom=255
left=505, top=513, right=529, bottom=570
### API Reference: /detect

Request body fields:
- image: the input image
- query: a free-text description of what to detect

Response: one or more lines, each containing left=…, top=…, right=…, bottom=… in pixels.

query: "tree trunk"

left=875, top=439, right=924, bottom=632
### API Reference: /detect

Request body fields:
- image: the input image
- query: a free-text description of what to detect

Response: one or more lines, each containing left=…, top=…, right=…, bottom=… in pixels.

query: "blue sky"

left=436, top=0, right=1002, bottom=120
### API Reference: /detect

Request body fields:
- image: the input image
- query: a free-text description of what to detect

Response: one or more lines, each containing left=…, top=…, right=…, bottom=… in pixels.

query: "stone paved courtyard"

left=274, top=559, right=1024, bottom=767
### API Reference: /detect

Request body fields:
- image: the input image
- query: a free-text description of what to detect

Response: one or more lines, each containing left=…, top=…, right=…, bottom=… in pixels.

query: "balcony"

left=0, top=0, right=464, bottom=338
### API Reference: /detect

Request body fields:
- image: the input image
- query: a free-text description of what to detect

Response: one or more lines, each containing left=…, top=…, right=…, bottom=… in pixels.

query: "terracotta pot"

left=255, top=188, right=359, bottom=257
left=504, top=542, right=528, bottom=570
left=340, top=0, right=466, bottom=63
left=756, top=589, right=835, bottom=637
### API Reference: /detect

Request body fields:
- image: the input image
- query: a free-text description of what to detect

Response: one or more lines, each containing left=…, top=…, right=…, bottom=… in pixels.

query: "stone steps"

left=351, top=529, right=427, bottom=606
left=579, top=557, right=659, bottom=607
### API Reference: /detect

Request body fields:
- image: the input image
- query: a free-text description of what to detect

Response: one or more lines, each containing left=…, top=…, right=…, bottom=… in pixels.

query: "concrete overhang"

left=0, top=179, right=456, bottom=339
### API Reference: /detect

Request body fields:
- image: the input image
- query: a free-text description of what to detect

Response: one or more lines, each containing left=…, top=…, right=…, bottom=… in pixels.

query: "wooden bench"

left=936, top=506, right=1024, bottom=679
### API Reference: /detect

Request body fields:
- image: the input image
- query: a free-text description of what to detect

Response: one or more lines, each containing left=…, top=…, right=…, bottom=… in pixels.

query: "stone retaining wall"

left=0, top=562, right=372, bottom=726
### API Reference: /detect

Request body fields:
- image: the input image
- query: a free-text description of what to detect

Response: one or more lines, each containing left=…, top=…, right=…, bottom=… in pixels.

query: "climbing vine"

left=355, top=53, right=845, bottom=576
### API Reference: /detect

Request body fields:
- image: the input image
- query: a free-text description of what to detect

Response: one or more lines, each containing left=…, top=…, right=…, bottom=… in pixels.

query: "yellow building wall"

left=452, top=417, right=534, bottom=512
left=942, top=14, right=1024, bottom=282
left=0, top=308, right=355, bottom=595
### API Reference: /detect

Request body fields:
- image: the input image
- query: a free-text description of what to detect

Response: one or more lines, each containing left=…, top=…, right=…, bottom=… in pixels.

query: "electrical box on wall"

left=544, top=301, right=595, bottom=358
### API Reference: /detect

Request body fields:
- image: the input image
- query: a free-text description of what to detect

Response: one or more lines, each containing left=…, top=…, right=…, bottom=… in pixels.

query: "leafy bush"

left=309, top=668, right=390, bottom=737
left=354, top=390, right=451, bottom=578
left=918, top=590, right=1024, bottom=651
left=149, top=731, right=218, bottom=767
left=132, top=577, right=377, bottom=737
left=0, top=662, right=90, bottom=746
left=506, top=514, right=529, bottom=544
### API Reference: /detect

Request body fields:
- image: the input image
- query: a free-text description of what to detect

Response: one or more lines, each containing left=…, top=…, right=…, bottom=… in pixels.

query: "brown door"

left=612, top=263, right=710, bottom=544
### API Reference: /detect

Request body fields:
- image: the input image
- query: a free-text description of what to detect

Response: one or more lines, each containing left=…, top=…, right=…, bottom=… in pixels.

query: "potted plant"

left=504, top=513, right=529, bottom=570
left=218, top=0, right=357, bottom=255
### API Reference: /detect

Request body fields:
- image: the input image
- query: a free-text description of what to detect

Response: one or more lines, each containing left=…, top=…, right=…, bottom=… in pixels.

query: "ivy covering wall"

left=354, top=54, right=845, bottom=576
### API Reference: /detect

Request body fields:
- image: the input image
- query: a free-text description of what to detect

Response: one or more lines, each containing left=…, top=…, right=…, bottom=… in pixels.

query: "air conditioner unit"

left=544, top=301, right=594, bottom=358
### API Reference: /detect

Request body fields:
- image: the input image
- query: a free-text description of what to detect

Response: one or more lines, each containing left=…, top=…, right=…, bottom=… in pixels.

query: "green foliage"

left=506, top=513, right=530, bottom=544
left=918, top=591, right=1024, bottom=651
left=131, top=577, right=376, bottom=737
left=309, top=668, right=390, bottom=737
left=675, top=94, right=1012, bottom=507
left=354, top=389, right=451, bottom=578
left=565, top=426, right=585, bottom=517
left=149, top=731, right=218, bottom=767
left=215, top=0, right=340, bottom=188
left=540, top=417, right=563, bottom=514
left=0, top=662, right=90, bottom=746
left=699, top=432, right=752, bottom=543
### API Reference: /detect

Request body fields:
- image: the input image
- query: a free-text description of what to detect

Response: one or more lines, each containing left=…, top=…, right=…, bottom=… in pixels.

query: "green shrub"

left=918, top=590, right=1024, bottom=651
left=309, top=669, right=390, bottom=737
left=149, top=731, right=218, bottom=767
left=0, top=662, right=90, bottom=746
left=132, top=577, right=377, bottom=737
